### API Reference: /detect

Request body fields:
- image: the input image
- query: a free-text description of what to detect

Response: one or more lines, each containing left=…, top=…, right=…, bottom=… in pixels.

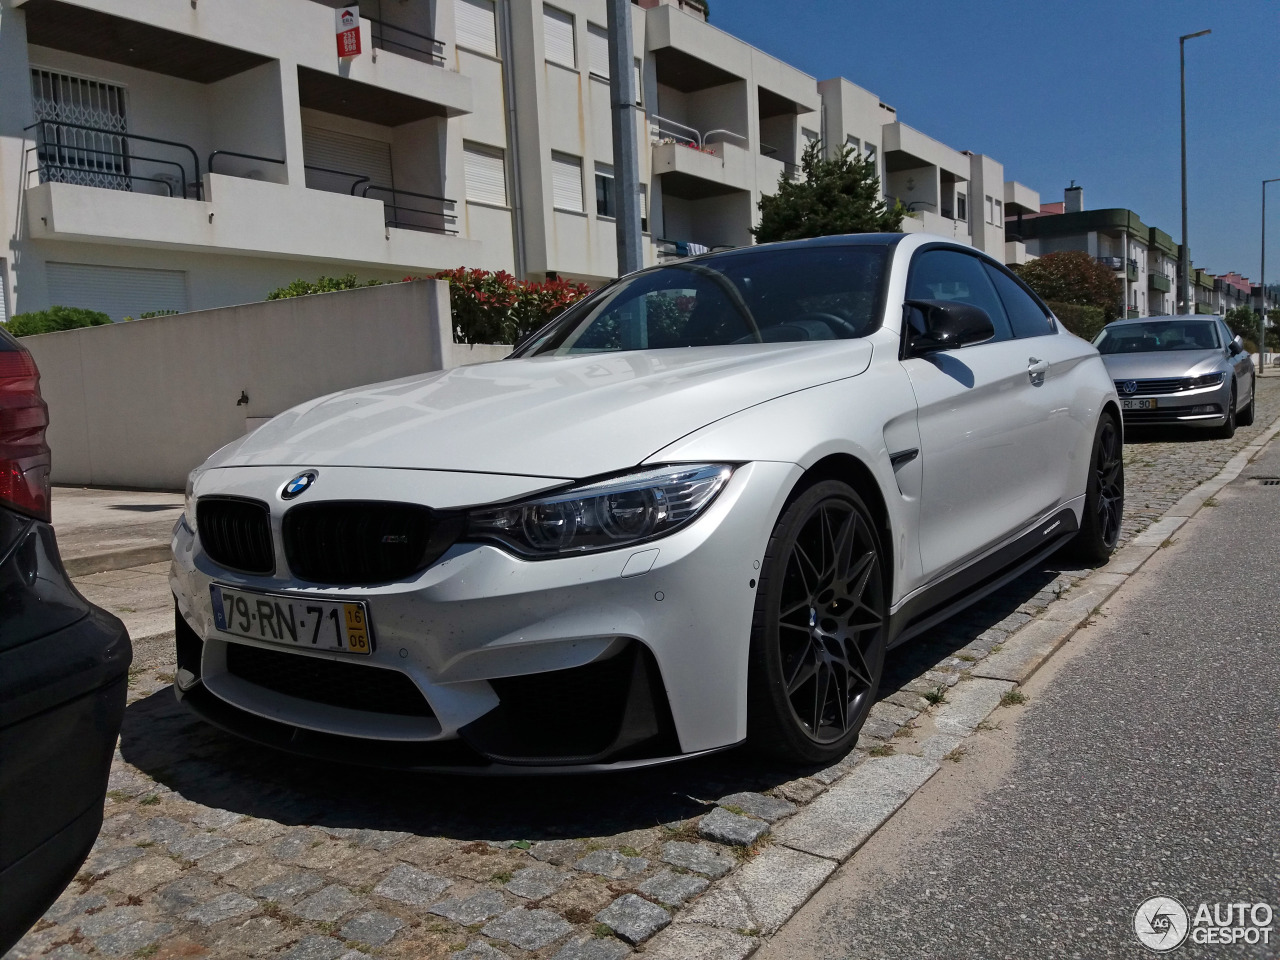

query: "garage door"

left=45, top=262, right=188, bottom=322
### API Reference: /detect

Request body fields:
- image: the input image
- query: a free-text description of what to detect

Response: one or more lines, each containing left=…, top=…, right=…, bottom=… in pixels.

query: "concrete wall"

left=22, top=279, right=509, bottom=490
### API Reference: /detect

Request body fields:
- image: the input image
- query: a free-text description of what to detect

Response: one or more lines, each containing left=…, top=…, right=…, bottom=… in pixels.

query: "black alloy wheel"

left=1066, top=413, right=1124, bottom=563
left=749, top=480, right=887, bottom=763
left=1216, top=384, right=1237, bottom=439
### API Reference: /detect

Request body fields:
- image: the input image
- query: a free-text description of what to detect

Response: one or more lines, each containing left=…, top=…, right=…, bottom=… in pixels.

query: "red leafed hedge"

left=432, top=268, right=591, bottom=345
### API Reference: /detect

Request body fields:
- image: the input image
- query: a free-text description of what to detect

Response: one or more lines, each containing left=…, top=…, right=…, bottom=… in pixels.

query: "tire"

left=1238, top=377, right=1256, bottom=427
left=748, top=480, right=888, bottom=763
left=1065, top=413, right=1124, bottom=564
left=1215, top=384, right=1237, bottom=439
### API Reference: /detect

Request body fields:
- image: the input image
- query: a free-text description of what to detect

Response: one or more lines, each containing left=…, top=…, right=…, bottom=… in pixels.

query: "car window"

left=1095, top=320, right=1220, bottom=354
left=983, top=263, right=1055, bottom=338
left=519, top=246, right=891, bottom=355
left=905, top=249, right=1014, bottom=343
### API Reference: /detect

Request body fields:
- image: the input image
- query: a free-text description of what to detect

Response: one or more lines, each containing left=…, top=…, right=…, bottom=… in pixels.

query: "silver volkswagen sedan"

left=1095, top=315, right=1256, bottom=437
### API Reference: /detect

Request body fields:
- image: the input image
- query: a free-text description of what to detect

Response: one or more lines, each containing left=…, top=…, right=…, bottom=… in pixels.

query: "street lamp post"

left=1179, top=28, right=1211, bottom=315
left=1262, top=178, right=1280, bottom=373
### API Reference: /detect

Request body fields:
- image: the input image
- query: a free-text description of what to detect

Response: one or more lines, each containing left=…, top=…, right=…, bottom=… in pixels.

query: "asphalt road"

left=757, top=437, right=1280, bottom=960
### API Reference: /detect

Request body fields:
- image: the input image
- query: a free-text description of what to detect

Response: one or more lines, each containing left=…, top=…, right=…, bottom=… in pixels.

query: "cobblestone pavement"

left=9, top=379, right=1280, bottom=960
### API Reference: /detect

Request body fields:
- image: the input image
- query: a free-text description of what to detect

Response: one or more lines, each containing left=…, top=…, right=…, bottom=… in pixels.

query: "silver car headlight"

left=184, top=469, right=199, bottom=533
left=466, top=464, right=734, bottom=558
left=1189, top=372, right=1224, bottom=388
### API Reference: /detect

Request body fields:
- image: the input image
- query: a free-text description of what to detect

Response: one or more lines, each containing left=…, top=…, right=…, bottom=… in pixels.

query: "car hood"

left=216, top=342, right=874, bottom=478
left=1100, top=349, right=1225, bottom=380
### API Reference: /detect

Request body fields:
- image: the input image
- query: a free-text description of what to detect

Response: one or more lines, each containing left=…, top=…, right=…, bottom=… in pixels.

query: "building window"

left=802, top=128, right=819, bottom=149
left=587, top=23, right=609, bottom=80
left=865, top=143, right=876, bottom=164
left=956, top=192, right=967, bottom=222
left=455, top=0, right=498, bottom=57
left=634, top=58, right=643, bottom=106
left=845, top=135, right=860, bottom=154
left=543, top=5, right=576, bottom=69
left=994, top=199, right=1003, bottom=224
left=463, top=142, right=507, bottom=206
left=551, top=151, right=583, bottom=212
left=595, top=162, right=614, bottom=217
left=31, top=69, right=129, bottom=192
left=985, top=195, right=994, bottom=223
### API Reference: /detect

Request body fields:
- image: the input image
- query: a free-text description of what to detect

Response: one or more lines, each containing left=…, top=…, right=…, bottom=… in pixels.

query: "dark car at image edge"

left=0, top=325, right=132, bottom=954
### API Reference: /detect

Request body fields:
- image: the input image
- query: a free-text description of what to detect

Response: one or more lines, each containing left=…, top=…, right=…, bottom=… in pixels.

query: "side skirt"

left=887, top=507, right=1078, bottom=649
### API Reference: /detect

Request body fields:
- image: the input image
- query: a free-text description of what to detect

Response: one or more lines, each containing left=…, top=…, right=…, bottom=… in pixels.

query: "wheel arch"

left=787, top=453, right=894, bottom=602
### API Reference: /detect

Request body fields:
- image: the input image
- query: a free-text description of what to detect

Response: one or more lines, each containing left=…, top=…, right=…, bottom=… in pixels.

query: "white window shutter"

left=551, top=152, right=583, bottom=212
left=633, top=58, right=643, bottom=105
left=455, top=0, right=497, bottom=56
left=46, top=263, right=187, bottom=323
left=587, top=24, right=609, bottom=79
left=302, top=126, right=394, bottom=194
left=463, top=143, right=507, bottom=206
left=543, top=6, right=576, bottom=68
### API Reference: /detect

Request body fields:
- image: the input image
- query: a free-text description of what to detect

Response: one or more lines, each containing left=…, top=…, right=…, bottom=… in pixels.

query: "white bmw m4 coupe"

left=171, top=233, right=1123, bottom=771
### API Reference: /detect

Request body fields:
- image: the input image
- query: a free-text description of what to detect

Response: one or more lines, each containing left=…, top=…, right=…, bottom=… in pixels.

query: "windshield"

left=1094, top=320, right=1221, bottom=355
left=517, top=245, right=890, bottom=356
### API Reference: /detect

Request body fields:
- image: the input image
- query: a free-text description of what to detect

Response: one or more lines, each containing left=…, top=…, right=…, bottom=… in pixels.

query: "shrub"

left=1046, top=301, right=1107, bottom=342
left=1015, top=251, right=1122, bottom=321
left=433, top=268, right=591, bottom=345
left=5, top=305, right=112, bottom=337
left=266, top=274, right=384, bottom=300
left=139, top=309, right=180, bottom=319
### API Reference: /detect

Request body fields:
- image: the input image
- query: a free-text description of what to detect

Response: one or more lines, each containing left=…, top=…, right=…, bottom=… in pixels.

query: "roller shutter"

left=454, top=0, right=497, bottom=56
left=302, top=126, right=394, bottom=195
left=551, top=153, right=583, bottom=212
left=45, top=263, right=187, bottom=322
left=543, top=6, right=575, bottom=68
left=587, top=24, right=609, bottom=79
left=463, top=143, right=507, bottom=206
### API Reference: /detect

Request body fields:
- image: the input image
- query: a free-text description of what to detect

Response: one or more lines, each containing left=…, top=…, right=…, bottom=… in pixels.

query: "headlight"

left=466, top=464, right=734, bottom=558
left=184, top=470, right=199, bottom=533
left=1189, top=372, right=1225, bottom=388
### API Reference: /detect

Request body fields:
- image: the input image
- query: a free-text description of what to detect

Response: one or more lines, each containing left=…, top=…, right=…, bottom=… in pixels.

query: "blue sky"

left=714, top=0, right=1279, bottom=282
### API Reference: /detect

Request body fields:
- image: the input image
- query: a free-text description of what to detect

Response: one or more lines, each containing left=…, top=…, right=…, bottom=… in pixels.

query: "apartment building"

left=0, top=0, right=1035, bottom=323
left=818, top=78, right=1039, bottom=264
left=1017, top=187, right=1180, bottom=317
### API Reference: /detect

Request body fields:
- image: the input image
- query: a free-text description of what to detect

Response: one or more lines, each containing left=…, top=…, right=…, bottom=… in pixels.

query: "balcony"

left=651, top=119, right=751, bottom=197
left=26, top=172, right=479, bottom=272
left=1149, top=272, right=1172, bottom=293
left=1195, top=303, right=1216, bottom=315
left=1127, top=260, right=1140, bottom=283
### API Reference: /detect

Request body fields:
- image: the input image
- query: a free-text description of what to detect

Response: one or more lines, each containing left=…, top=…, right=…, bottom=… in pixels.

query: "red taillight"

left=0, top=348, right=51, bottom=521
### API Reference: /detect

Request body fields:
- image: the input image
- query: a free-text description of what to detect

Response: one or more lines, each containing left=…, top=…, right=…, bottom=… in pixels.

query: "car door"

left=1217, top=319, right=1251, bottom=407
left=901, top=248, right=1072, bottom=583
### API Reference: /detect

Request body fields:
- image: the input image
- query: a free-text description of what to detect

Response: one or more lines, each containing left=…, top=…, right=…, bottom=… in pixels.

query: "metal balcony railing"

left=1097, top=256, right=1124, bottom=270
left=650, top=116, right=747, bottom=152
left=24, top=120, right=203, bottom=199
left=365, top=14, right=445, bottom=66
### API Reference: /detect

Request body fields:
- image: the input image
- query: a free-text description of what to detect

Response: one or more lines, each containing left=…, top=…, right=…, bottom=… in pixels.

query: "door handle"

left=1027, top=357, right=1048, bottom=386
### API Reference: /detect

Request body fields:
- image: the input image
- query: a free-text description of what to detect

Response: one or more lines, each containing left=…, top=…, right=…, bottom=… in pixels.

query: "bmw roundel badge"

left=281, top=470, right=318, bottom=500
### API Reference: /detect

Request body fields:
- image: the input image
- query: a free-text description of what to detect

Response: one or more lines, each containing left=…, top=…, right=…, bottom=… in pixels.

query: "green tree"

left=1014, top=251, right=1123, bottom=321
left=5, top=305, right=112, bottom=337
left=753, top=140, right=903, bottom=244
left=1224, top=304, right=1259, bottom=348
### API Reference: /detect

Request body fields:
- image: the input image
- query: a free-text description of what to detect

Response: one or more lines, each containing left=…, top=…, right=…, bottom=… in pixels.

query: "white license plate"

left=1121, top=398, right=1157, bottom=410
left=210, top=584, right=372, bottom=655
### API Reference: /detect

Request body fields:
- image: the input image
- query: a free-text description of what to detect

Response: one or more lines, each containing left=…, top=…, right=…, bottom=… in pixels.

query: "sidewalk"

left=52, top=486, right=183, bottom=668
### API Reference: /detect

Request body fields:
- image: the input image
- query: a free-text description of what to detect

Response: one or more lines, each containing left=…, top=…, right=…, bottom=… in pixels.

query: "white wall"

left=22, top=279, right=510, bottom=489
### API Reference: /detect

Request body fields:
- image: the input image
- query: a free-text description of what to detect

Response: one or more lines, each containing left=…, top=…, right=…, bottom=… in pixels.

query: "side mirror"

left=1229, top=335, right=1244, bottom=356
left=903, top=299, right=996, bottom=354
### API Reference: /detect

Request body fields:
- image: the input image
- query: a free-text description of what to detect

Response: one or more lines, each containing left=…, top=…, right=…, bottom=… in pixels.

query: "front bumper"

left=1117, top=379, right=1231, bottom=426
left=170, top=461, right=799, bottom=769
